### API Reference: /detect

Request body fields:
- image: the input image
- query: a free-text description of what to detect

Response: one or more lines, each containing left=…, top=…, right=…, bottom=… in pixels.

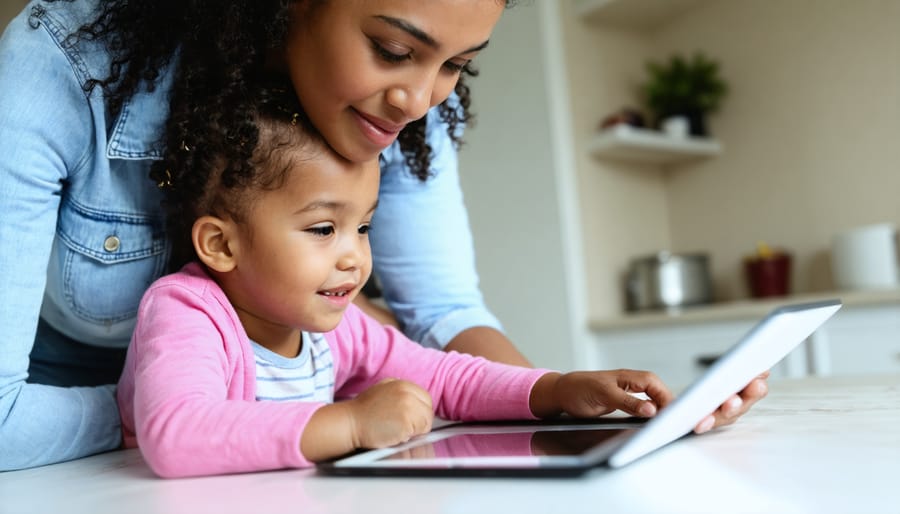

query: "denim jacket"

left=0, top=0, right=501, bottom=470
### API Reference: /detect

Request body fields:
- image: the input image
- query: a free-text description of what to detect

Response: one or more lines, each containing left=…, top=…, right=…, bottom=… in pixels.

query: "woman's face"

left=284, top=0, right=505, bottom=162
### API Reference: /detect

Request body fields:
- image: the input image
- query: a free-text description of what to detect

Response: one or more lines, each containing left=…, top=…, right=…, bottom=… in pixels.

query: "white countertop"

left=590, top=287, right=900, bottom=331
left=3, top=374, right=899, bottom=514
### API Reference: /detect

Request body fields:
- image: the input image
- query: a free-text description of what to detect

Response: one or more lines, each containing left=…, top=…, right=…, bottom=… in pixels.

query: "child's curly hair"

left=49, top=0, right=509, bottom=184
left=159, top=75, right=321, bottom=271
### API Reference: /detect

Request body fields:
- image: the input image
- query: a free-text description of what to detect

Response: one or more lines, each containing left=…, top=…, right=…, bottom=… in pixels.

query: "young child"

left=116, top=78, right=674, bottom=478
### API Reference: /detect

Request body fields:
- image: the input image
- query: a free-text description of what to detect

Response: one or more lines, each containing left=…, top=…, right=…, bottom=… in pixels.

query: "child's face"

left=224, top=150, right=380, bottom=339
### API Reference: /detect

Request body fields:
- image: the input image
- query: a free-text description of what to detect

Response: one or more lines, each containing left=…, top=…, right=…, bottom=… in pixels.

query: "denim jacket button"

left=103, top=235, right=121, bottom=252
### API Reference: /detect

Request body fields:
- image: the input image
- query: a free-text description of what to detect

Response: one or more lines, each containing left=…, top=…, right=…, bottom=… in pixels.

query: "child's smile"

left=317, top=283, right=357, bottom=308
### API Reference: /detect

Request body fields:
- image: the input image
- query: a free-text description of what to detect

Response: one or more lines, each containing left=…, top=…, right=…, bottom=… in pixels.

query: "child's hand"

left=300, top=378, right=434, bottom=463
left=529, top=370, right=674, bottom=419
left=348, top=378, right=434, bottom=449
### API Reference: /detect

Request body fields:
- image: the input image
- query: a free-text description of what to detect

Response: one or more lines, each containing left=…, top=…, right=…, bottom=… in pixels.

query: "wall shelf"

left=575, top=0, right=706, bottom=29
left=589, top=124, right=722, bottom=165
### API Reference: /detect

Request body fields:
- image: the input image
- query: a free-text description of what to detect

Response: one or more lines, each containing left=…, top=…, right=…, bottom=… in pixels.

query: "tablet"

left=318, top=299, right=841, bottom=477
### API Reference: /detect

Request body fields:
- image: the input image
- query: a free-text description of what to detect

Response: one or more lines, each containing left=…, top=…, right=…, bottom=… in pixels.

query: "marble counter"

left=2, top=374, right=899, bottom=514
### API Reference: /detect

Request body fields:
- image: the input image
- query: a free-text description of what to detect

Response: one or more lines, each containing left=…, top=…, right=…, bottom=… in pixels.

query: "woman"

left=0, top=0, right=766, bottom=471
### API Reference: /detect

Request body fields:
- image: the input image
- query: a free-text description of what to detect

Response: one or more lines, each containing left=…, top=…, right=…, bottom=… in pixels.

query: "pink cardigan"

left=117, top=263, right=548, bottom=477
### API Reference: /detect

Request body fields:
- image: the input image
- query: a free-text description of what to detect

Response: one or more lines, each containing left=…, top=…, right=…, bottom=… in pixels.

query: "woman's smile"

left=351, top=108, right=405, bottom=148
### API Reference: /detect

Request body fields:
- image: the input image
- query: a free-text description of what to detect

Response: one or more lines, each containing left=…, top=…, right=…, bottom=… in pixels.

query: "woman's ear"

left=192, top=215, right=237, bottom=273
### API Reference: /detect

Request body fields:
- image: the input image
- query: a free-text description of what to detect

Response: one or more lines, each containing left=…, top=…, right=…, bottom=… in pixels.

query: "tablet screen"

left=381, top=428, right=633, bottom=461
left=330, top=423, right=641, bottom=469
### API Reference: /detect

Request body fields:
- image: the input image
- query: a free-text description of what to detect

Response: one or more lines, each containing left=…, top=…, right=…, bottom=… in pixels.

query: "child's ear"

left=192, top=215, right=238, bottom=273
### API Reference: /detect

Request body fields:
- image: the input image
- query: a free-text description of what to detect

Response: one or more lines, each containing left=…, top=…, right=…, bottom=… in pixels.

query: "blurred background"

left=456, top=0, right=900, bottom=383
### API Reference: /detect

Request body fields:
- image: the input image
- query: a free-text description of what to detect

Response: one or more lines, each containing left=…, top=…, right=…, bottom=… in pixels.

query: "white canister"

left=661, top=116, right=690, bottom=139
left=831, top=223, right=900, bottom=290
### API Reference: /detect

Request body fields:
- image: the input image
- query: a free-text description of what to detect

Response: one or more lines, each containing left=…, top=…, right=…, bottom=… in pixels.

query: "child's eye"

left=358, top=223, right=371, bottom=235
left=306, top=225, right=335, bottom=237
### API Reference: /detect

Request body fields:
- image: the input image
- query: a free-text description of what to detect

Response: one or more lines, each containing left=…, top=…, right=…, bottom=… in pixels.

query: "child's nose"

left=337, top=239, right=367, bottom=271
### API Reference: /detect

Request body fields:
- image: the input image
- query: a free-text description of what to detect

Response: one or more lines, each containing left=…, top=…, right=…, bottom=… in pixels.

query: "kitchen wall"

left=563, top=0, right=900, bottom=319
left=659, top=0, right=900, bottom=299
left=560, top=3, right=670, bottom=319
left=457, top=3, right=589, bottom=371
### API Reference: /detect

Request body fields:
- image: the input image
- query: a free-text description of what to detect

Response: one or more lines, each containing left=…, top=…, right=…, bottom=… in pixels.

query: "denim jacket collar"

left=105, top=66, right=174, bottom=161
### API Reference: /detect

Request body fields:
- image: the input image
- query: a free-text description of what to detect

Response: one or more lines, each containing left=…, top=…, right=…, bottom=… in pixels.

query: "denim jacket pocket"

left=56, top=200, right=168, bottom=324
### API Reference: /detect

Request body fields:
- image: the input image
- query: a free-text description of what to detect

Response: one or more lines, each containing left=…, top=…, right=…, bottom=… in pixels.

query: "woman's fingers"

left=694, top=372, right=770, bottom=433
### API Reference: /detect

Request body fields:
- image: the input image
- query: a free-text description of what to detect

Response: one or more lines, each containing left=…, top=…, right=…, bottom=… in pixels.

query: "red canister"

left=744, top=245, right=792, bottom=298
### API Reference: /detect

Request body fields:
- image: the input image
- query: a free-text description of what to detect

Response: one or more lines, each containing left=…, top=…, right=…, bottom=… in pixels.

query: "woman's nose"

left=385, top=87, right=430, bottom=122
left=386, top=71, right=439, bottom=121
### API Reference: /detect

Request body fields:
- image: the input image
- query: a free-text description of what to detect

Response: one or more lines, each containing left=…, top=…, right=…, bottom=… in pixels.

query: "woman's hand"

left=529, top=369, right=674, bottom=419
left=529, top=369, right=770, bottom=434
left=693, top=371, right=770, bottom=433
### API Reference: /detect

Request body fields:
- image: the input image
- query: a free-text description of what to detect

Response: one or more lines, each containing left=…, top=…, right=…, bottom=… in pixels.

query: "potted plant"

left=642, top=52, right=728, bottom=137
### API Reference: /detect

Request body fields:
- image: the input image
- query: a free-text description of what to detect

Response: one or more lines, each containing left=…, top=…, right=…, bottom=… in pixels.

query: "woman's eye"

left=306, top=225, right=335, bottom=237
left=371, top=40, right=411, bottom=63
left=358, top=223, right=371, bottom=235
left=443, top=59, right=469, bottom=73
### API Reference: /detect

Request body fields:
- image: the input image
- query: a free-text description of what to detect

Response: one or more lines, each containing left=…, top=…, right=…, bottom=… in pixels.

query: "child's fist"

left=348, top=378, right=434, bottom=449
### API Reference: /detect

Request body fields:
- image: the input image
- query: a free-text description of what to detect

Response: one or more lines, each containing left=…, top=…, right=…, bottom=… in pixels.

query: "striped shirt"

left=251, top=332, right=335, bottom=403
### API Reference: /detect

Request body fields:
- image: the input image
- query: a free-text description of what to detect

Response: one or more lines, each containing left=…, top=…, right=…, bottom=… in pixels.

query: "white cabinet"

left=590, top=299, right=900, bottom=390
left=810, top=304, right=900, bottom=377
left=591, top=318, right=804, bottom=391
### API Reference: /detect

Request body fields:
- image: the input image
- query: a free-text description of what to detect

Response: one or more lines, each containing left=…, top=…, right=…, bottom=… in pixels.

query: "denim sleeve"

left=0, top=7, right=122, bottom=470
left=370, top=107, right=503, bottom=350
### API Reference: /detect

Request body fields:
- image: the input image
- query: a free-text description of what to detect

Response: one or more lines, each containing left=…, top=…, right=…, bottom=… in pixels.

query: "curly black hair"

left=48, top=0, right=509, bottom=186
left=162, top=75, right=321, bottom=271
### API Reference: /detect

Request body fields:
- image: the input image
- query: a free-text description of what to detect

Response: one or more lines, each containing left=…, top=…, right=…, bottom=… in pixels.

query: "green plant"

left=642, top=52, right=728, bottom=134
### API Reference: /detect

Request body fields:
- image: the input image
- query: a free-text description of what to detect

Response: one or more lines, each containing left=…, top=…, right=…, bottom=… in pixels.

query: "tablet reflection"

left=382, top=429, right=630, bottom=461
left=530, top=428, right=628, bottom=456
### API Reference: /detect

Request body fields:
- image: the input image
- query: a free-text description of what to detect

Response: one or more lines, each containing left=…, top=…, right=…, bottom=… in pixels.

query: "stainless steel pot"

left=626, top=251, right=713, bottom=311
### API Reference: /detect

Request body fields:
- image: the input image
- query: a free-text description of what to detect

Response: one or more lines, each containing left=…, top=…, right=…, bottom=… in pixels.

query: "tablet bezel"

left=317, top=418, right=646, bottom=477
